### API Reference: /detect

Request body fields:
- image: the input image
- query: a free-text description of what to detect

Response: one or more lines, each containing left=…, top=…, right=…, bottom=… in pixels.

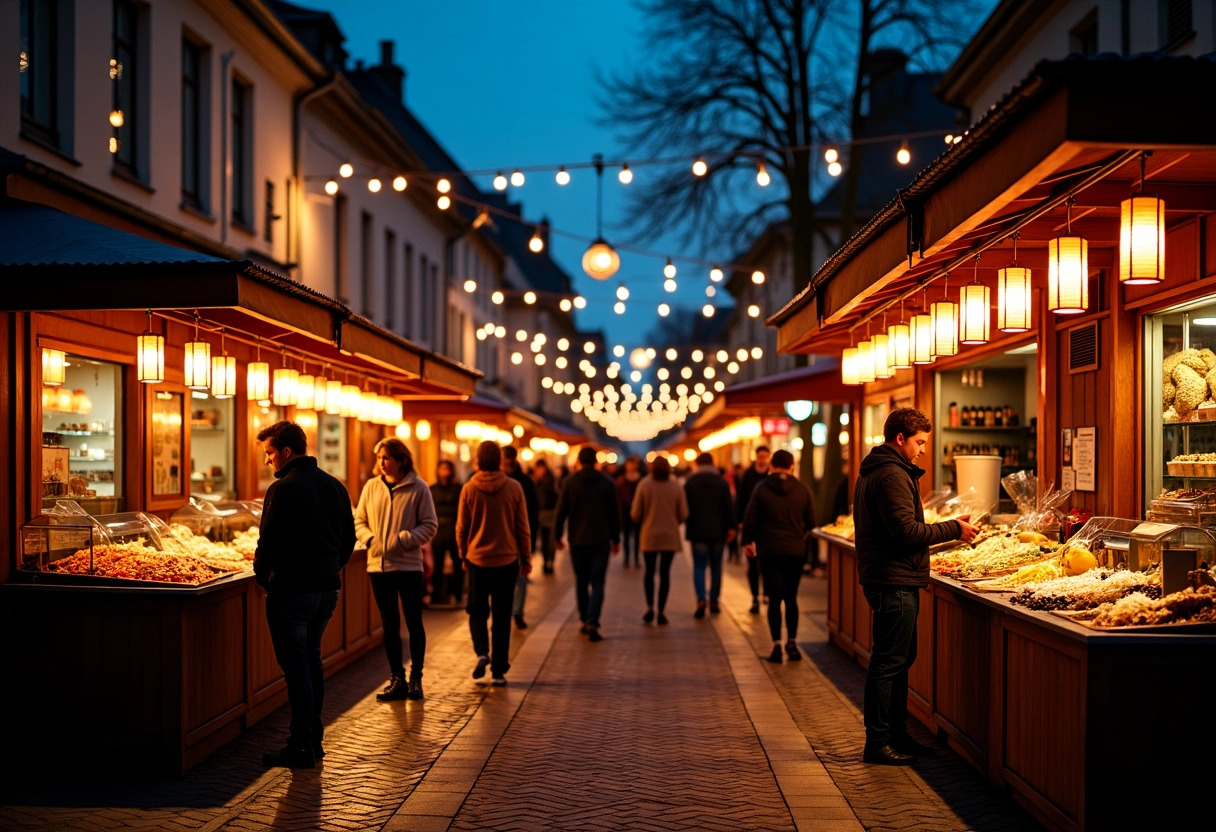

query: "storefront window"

left=250, top=403, right=282, bottom=494
left=189, top=391, right=234, bottom=499
left=1146, top=298, right=1216, bottom=508
left=41, top=354, right=123, bottom=512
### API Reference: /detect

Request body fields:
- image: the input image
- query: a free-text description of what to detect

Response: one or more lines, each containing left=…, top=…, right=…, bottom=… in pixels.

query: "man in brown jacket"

left=457, top=441, right=532, bottom=686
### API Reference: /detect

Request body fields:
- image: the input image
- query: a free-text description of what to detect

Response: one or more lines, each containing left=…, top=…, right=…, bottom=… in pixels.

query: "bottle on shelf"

left=949, top=402, right=959, bottom=428
left=995, top=406, right=1004, bottom=427
left=985, top=406, right=996, bottom=427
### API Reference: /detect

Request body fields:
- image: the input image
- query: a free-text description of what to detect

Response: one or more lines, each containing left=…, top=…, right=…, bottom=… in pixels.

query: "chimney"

left=373, top=39, right=407, bottom=103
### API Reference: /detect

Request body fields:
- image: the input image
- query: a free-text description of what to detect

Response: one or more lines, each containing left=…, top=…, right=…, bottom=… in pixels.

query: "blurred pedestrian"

left=457, top=441, right=531, bottom=686
left=684, top=452, right=736, bottom=618
left=741, top=450, right=814, bottom=663
left=355, top=438, right=437, bottom=701
left=430, top=460, right=463, bottom=605
left=554, top=446, right=620, bottom=641
left=726, top=463, right=744, bottom=562
left=632, top=455, right=688, bottom=625
left=736, top=446, right=771, bottom=613
left=616, top=455, right=643, bottom=568
left=502, top=445, right=538, bottom=629
left=254, top=421, right=355, bottom=768
left=532, top=459, right=559, bottom=574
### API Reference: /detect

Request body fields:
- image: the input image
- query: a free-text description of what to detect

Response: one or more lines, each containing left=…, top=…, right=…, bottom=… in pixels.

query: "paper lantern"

left=909, top=313, right=935, bottom=364
left=930, top=297, right=959, bottom=357
left=325, top=380, right=343, bottom=415
left=137, top=312, right=164, bottom=384
left=183, top=339, right=211, bottom=389
left=959, top=284, right=991, bottom=345
left=313, top=375, right=328, bottom=412
left=872, top=333, right=892, bottom=379
left=887, top=322, right=911, bottom=370
left=1119, top=195, right=1165, bottom=285
left=997, top=266, right=1033, bottom=332
left=296, top=374, right=315, bottom=411
left=339, top=384, right=360, bottom=418
left=42, top=348, right=67, bottom=387
left=247, top=361, right=270, bottom=401
left=396, top=421, right=412, bottom=440
left=358, top=390, right=377, bottom=422
left=209, top=354, right=236, bottom=398
left=841, top=347, right=860, bottom=385
left=855, top=339, right=876, bottom=383
left=1048, top=235, right=1088, bottom=314
left=415, top=419, right=432, bottom=441
left=272, top=368, right=299, bottom=407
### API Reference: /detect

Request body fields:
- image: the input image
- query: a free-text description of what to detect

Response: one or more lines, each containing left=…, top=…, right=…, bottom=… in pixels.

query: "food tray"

left=1072, top=618, right=1216, bottom=634
left=17, top=569, right=243, bottom=590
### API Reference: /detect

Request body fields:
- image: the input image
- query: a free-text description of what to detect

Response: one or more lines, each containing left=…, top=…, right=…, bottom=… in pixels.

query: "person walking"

left=684, top=453, right=736, bottom=618
left=458, top=441, right=532, bottom=687
left=429, top=460, right=464, bottom=606
left=726, top=463, right=744, bottom=563
left=741, top=450, right=814, bottom=663
left=616, top=456, right=643, bottom=568
left=355, top=438, right=437, bottom=702
left=533, top=459, right=559, bottom=574
left=554, top=446, right=620, bottom=641
left=253, top=420, right=355, bottom=768
left=855, top=408, right=978, bottom=766
left=736, top=446, right=771, bottom=613
left=631, top=455, right=688, bottom=625
left=502, top=445, right=538, bottom=629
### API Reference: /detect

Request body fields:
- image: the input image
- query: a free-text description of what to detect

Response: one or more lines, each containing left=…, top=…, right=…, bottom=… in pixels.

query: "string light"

left=573, top=296, right=587, bottom=309
left=393, top=175, right=407, bottom=191
left=706, top=286, right=716, bottom=298
left=618, top=164, right=633, bottom=184
left=709, top=266, right=724, bottom=283
left=692, top=157, right=708, bottom=176
left=529, top=227, right=545, bottom=252
left=616, top=284, right=630, bottom=301
left=559, top=298, right=572, bottom=312
left=437, top=195, right=451, bottom=210
left=702, top=304, right=715, bottom=317
left=493, top=172, right=508, bottom=190
left=367, top=177, right=382, bottom=193
left=523, top=291, right=537, bottom=304
left=464, top=279, right=477, bottom=292
left=492, top=291, right=505, bottom=304
left=755, top=161, right=770, bottom=186
left=664, top=278, right=677, bottom=293
left=824, top=148, right=838, bottom=163
left=752, top=270, right=765, bottom=285
left=555, top=167, right=571, bottom=185
left=896, top=142, right=911, bottom=165
left=827, top=160, right=843, bottom=177
left=324, top=180, right=338, bottom=195
left=658, top=303, right=670, bottom=316
left=614, top=301, right=627, bottom=314
left=339, top=163, right=353, bottom=178
left=748, top=304, right=760, bottom=318
left=437, top=178, right=452, bottom=193
left=664, top=259, right=677, bottom=279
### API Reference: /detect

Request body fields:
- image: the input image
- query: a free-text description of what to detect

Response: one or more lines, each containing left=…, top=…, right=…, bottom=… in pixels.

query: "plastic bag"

left=1001, top=470, right=1072, bottom=533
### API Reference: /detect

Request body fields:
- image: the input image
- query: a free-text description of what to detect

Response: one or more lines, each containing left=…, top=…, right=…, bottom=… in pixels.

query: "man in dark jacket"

left=430, top=460, right=463, bottom=605
left=741, top=450, right=814, bottom=663
left=736, top=446, right=770, bottom=613
left=503, top=445, right=538, bottom=629
left=254, top=420, right=355, bottom=769
left=854, top=408, right=977, bottom=767
left=684, top=453, right=736, bottom=618
left=532, top=459, right=559, bottom=574
left=554, top=446, right=621, bottom=641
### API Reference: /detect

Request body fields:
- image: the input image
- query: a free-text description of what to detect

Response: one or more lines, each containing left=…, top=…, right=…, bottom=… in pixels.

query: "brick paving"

left=0, top=545, right=1047, bottom=832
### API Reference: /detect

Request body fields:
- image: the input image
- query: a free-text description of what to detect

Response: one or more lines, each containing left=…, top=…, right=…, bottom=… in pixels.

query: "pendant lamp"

left=272, top=352, right=298, bottom=407
left=841, top=340, right=860, bottom=386
left=997, top=233, right=1033, bottom=333
left=313, top=372, right=329, bottom=413
left=247, top=338, right=270, bottom=402
left=340, top=384, right=360, bottom=418
left=42, top=348, right=67, bottom=387
left=855, top=338, right=876, bottom=384
left=183, top=314, right=211, bottom=390
left=581, top=155, right=619, bottom=280
left=137, top=311, right=165, bottom=384
left=325, top=379, right=343, bottom=415
left=959, top=256, right=991, bottom=345
left=887, top=300, right=911, bottom=369
left=910, top=292, right=935, bottom=364
left=1048, top=198, right=1089, bottom=314
left=872, top=331, right=892, bottom=379
left=296, top=371, right=316, bottom=411
left=1119, top=154, right=1165, bottom=285
left=210, top=328, right=237, bottom=398
left=930, top=275, right=959, bottom=357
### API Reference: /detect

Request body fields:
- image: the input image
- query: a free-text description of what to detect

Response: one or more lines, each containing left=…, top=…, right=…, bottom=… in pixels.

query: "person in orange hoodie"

left=457, top=441, right=532, bottom=686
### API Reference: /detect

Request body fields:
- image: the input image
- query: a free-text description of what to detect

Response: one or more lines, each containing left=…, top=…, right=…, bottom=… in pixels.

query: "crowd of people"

left=252, top=412, right=973, bottom=771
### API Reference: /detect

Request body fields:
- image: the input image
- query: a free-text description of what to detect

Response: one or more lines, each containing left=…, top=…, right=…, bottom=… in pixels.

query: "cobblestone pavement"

left=0, top=547, right=1047, bottom=832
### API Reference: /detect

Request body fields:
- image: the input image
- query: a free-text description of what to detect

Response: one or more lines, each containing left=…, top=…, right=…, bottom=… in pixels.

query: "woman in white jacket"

left=355, top=438, right=438, bottom=701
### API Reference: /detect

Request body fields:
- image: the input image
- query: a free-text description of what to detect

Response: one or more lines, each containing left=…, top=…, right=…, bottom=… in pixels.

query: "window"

left=1159, top=0, right=1194, bottom=50
left=402, top=243, right=414, bottom=339
left=360, top=211, right=373, bottom=318
left=264, top=180, right=276, bottom=243
left=230, top=76, right=253, bottom=227
left=419, top=253, right=431, bottom=344
left=181, top=36, right=207, bottom=209
left=1069, top=9, right=1099, bottom=57
left=112, top=0, right=141, bottom=176
left=334, top=194, right=348, bottom=304
left=384, top=229, right=396, bottom=330
left=431, top=262, right=441, bottom=348
left=42, top=355, right=125, bottom=511
left=20, top=0, right=64, bottom=148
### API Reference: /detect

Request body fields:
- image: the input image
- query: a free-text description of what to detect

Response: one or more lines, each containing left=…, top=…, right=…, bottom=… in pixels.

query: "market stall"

left=0, top=200, right=479, bottom=774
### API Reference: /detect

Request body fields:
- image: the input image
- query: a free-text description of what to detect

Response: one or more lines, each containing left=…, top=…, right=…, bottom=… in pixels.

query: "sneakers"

left=262, top=744, right=315, bottom=769
left=749, top=598, right=761, bottom=615
left=863, top=742, right=917, bottom=766
left=694, top=600, right=707, bottom=619
left=513, top=614, right=528, bottom=629
left=407, top=672, right=424, bottom=701
left=376, top=675, right=409, bottom=701
left=766, top=645, right=784, bottom=663
left=490, top=676, right=508, bottom=687
left=642, top=609, right=655, bottom=624
left=785, top=640, right=802, bottom=661
left=472, top=655, right=491, bottom=679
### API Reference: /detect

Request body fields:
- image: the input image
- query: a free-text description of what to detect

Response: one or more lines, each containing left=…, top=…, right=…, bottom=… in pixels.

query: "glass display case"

left=40, top=354, right=124, bottom=513
left=189, top=391, right=234, bottom=498
left=169, top=498, right=259, bottom=541
left=20, top=501, right=110, bottom=573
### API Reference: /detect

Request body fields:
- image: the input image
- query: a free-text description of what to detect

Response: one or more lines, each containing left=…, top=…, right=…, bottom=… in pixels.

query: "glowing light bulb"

left=523, top=291, right=537, bottom=304
left=709, top=266, right=724, bottom=283
left=691, top=349, right=703, bottom=362
left=367, top=177, right=382, bottom=193
left=511, top=352, right=523, bottom=365
left=824, top=148, right=838, bottom=164
left=664, top=278, right=677, bottom=293
left=692, top=157, right=708, bottom=176
left=657, top=303, right=670, bottom=317
left=559, top=298, right=572, bottom=312
left=827, top=161, right=843, bottom=177
left=324, top=180, right=339, bottom=196
left=896, top=143, right=911, bottom=165
left=339, top=163, right=354, bottom=178
left=584, top=341, right=596, bottom=354
left=555, top=167, right=570, bottom=185
left=437, top=178, right=451, bottom=193
left=516, top=329, right=528, bottom=342
left=529, top=229, right=544, bottom=252
left=664, top=259, right=677, bottom=279
left=616, top=284, right=630, bottom=301
left=702, top=304, right=715, bottom=318
left=108, top=109, right=124, bottom=127
left=393, top=175, right=407, bottom=191
left=613, top=345, right=626, bottom=358
left=706, top=286, right=716, bottom=298
left=618, top=164, right=632, bottom=184
left=557, top=338, right=569, bottom=351
left=495, top=325, right=506, bottom=338
left=493, top=172, right=508, bottom=190
left=755, top=162, right=770, bottom=186
left=748, top=304, right=760, bottom=318
left=614, top=301, right=626, bottom=315
left=751, top=270, right=765, bottom=285
left=463, top=279, right=477, bottom=293
left=751, top=347, right=763, bottom=359
left=492, top=290, right=505, bottom=305
left=510, top=169, right=525, bottom=187
left=437, top=195, right=451, bottom=210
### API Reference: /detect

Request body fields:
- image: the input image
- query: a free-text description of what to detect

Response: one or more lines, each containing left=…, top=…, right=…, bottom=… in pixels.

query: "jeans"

left=747, top=555, right=762, bottom=599
left=761, top=555, right=805, bottom=641
left=571, top=541, right=610, bottom=626
left=643, top=551, right=675, bottom=611
left=467, top=562, right=519, bottom=677
left=621, top=514, right=640, bottom=565
left=370, top=571, right=426, bottom=678
left=430, top=533, right=463, bottom=603
left=265, top=589, right=340, bottom=749
left=538, top=509, right=556, bottom=569
left=691, top=541, right=724, bottom=603
left=862, top=586, right=921, bottom=746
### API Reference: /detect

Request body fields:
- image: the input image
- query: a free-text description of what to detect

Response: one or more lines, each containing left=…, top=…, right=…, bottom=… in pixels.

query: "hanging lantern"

left=582, top=240, right=620, bottom=280
left=296, top=374, right=316, bottom=411
left=841, top=346, right=860, bottom=385
left=359, top=390, right=377, bottom=422
left=1048, top=199, right=1089, bottom=314
left=340, top=384, right=360, bottom=418
left=997, top=268, right=1032, bottom=333
left=182, top=316, right=211, bottom=389
left=137, top=311, right=165, bottom=384
left=396, top=421, right=412, bottom=440
left=42, top=348, right=67, bottom=387
left=272, top=367, right=299, bottom=406
left=888, top=321, right=911, bottom=370
left=415, top=419, right=432, bottom=441
left=930, top=278, right=959, bottom=358
left=247, top=361, right=270, bottom=401
left=325, top=380, right=343, bottom=415
left=1119, top=195, right=1165, bottom=285
left=959, top=285, right=991, bottom=345
left=210, top=354, right=236, bottom=398
left=313, top=374, right=329, bottom=412
left=872, top=332, right=892, bottom=379
left=909, top=312, right=935, bottom=364
left=855, top=339, right=876, bottom=383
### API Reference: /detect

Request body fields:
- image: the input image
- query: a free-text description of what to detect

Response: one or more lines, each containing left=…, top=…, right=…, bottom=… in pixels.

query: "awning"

left=770, top=54, right=1216, bottom=355
left=0, top=200, right=479, bottom=397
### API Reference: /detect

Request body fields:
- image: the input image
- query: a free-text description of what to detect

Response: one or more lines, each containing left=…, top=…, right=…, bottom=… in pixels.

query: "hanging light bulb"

left=872, top=331, right=892, bottom=379
left=42, top=348, right=67, bottom=387
left=824, top=147, right=838, bottom=164
left=339, top=163, right=353, bottom=178
left=855, top=339, right=876, bottom=383
left=491, top=290, right=505, bottom=305
left=616, top=283, right=630, bottom=301
left=930, top=275, right=959, bottom=358
left=573, top=295, right=587, bottom=309
left=367, top=177, right=382, bottom=193
left=664, top=258, right=677, bottom=279
left=1120, top=154, right=1165, bottom=285
left=510, top=169, right=525, bottom=187
left=463, top=279, right=477, bottom=293
left=183, top=315, right=211, bottom=390
left=658, top=302, right=670, bottom=317
left=748, top=304, right=760, bottom=318
left=998, top=234, right=1032, bottom=333
left=664, top=277, right=677, bottom=293
left=529, top=227, right=545, bottom=252
left=109, top=109, right=124, bottom=127
left=896, top=142, right=911, bottom=165
left=555, top=167, right=570, bottom=185
left=751, top=270, right=766, bottom=285
left=702, top=304, right=715, bottom=318
left=709, top=266, right=724, bottom=283
left=1048, top=197, right=1089, bottom=314
left=493, top=171, right=508, bottom=190
left=841, top=343, right=860, bottom=385
left=324, top=180, right=339, bottom=196
left=210, top=329, right=237, bottom=399
left=614, top=301, right=626, bottom=315
left=523, top=291, right=537, bottom=305
left=827, top=160, right=843, bottom=177
left=436, top=178, right=452, bottom=193
left=247, top=339, right=270, bottom=401
left=755, top=161, right=770, bottom=187
left=959, top=257, right=991, bottom=345
left=692, top=157, right=708, bottom=176
left=582, top=240, right=620, bottom=280
left=705, top=286, right=717, bottom=298
left=618, top=164, right=633, bottom=184
left=392, top=175, right=407, bottom=191
left=559, top=298, right=573, bottom=312
left=437, top=195, right=451, bottom=210
left=325, top=379, right=343, bottom=415
left=296, top=372, right=316, bottom=411
left=136, top=311, right=164, bottom=384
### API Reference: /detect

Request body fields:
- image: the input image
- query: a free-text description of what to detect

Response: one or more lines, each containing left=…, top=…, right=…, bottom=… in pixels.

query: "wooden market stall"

left=0, top=200, right=479, bottom=775
left=771, top=54, right=1216, bottom=831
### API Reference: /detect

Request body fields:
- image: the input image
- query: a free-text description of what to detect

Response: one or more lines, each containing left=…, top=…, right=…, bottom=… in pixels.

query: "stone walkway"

left=0, top=548, right=1045, bottom=832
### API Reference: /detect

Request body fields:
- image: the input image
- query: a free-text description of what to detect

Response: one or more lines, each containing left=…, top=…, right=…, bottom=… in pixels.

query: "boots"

left=376, top=675, right=409, bottom=701
left=407, top=670, right=424, bottom=701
